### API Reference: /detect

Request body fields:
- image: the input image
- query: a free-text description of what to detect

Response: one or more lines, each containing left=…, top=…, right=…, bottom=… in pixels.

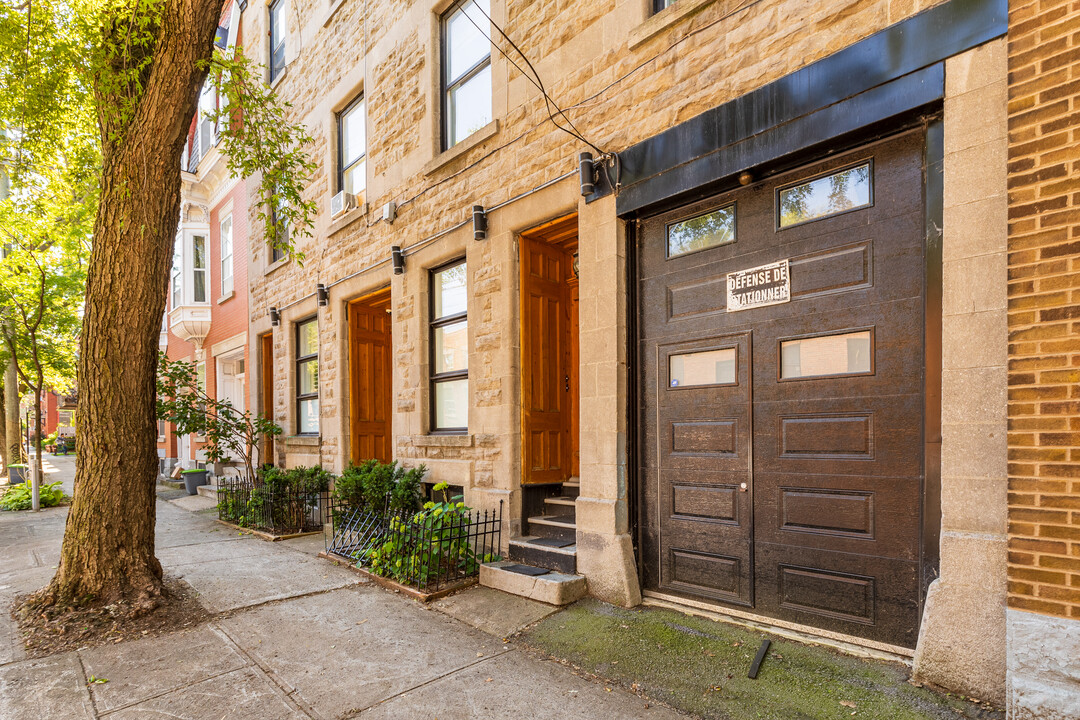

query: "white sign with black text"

left=726, top=259, right=791, bottom=312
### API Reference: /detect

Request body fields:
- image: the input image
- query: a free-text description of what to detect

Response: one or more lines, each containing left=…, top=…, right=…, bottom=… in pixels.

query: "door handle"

left=565, top=374, right=570, bottom=391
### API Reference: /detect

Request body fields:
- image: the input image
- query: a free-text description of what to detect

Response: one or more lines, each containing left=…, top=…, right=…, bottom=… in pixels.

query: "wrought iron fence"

left=326, top=497, right=503, bottom=592
left=217, top=477, right=330, bottom=535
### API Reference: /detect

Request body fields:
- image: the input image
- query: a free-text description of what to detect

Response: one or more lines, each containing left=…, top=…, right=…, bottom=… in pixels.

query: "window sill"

left=269, top=66, right=288, bottom=90
left=422, top=119, right=499, bottom=177
left=629, top=0, right=718, bottom=50
left=410, top=434, right=473, bottom=448
left=264, top=255, right=289, bottom=276
left=322, top=0, right=346, bottom=27
left=328, top=202, right=368, bottom=237
left=217, top=290, right=235, bottom=305
left=285, top=434, right=320, bottom=447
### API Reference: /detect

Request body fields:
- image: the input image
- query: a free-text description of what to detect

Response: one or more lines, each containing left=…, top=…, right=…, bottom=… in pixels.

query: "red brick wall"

left=1006, top=0, right=1080, bottom=620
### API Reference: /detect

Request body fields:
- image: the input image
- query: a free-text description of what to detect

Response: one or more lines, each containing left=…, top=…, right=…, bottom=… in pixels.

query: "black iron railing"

left=217, top=477, right=329, bottom=535
left=326, top=498, right=503, bottom=592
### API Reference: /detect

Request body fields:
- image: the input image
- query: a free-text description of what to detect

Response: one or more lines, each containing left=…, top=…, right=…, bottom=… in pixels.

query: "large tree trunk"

left=40, top=0, right=224, bottom=608
left=0, top=382, right=7, bottom=471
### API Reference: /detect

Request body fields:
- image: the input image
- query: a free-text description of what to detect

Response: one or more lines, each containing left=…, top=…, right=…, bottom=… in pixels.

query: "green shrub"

left=0, top=481, right=68, bottom=511
left=364, top=482, right=499, bottom=588
left=335, top=460, right=425, bottom=513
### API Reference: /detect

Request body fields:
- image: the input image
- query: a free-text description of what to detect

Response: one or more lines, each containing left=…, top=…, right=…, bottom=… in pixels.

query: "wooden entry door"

left=349, top=290, right=392, bottom=465
left=521, top=217, right=579, bottom=484
left=638, top=131, right=927, bottom=648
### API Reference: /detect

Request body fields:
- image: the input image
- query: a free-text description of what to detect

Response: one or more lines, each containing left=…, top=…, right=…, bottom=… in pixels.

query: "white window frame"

left=220, top=215, right=234, bottom=296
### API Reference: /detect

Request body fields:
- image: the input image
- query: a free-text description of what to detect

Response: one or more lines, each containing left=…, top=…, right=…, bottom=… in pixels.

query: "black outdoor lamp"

left=391, top=246, right=405, bottom=275
left=316, top=283, right=329, bottom=307
left=269, top=307, right=280, bottom=326
left=472, top=205, right=487, bottom=241
left=579, top=151, right=595, bottom=196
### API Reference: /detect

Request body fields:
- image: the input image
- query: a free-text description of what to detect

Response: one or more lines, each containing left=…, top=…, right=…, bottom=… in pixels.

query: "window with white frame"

left=269, top=0, right=286, bottom=82
left=339, top=95, right=366, bottom=196
left=442, top=0, right=492, bottom=150
left=192, top=234, right=207, bottom=303
left=171, top=239, right=182, bottom=309
left=271, top=192, right=288, bottom=263
left=220, top=215, right=233, bottom=296
left=430, top=260, right=468, bottom=432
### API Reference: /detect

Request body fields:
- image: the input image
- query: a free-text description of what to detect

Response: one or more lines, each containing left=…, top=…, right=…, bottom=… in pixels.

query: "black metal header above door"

left=615, top=0, right=1007, bottom=217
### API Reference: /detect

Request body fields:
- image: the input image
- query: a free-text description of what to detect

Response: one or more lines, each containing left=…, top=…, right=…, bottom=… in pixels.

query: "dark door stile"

left=636, top=130, right=928, bottom=649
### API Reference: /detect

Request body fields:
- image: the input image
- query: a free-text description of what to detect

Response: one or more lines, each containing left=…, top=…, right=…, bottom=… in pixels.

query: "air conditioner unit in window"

left=331, top=191, right=357, bottom=219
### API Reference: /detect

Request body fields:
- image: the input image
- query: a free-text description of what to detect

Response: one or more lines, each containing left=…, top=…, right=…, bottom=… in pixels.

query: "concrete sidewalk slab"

left=358, top=649, right=680, bottom=720
left=432, top=586, right=560, bottom=638
left=174, top=547, right=360, bottom=612
left=105, top=665, right=306, bottom=720
left=80, top=626, right=248, bottom=713
left=217, top=585, right=504, bottom=719
left=168, top=494, right=218, bottom=512
left=0, top=651, right=94, bottom=720
left=156, top=536, right=270, bottom=568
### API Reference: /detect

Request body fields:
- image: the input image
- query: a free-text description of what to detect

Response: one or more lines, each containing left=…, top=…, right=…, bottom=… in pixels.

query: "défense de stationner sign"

left=726, top=259, right=791, bottom=312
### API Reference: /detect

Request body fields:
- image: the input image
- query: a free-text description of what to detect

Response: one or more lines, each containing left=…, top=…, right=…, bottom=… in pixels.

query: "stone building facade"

left=231, top=0, right=1076, bottom=713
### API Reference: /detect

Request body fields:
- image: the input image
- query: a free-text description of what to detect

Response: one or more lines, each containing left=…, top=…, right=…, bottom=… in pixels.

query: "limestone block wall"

left=1004, top=0, right=1080, bottom=716
left=911, top=38, right=1008, bottom=705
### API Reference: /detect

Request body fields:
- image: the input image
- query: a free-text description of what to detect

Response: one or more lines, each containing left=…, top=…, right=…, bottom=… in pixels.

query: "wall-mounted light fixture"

left=269, top=307, right=280, bottom=326
left=316, top=283, right=329, bottom=307
left=391, top=246, right=405, bottom=275
left=472, top=205, right=487, bottom=241
left=579, top=151, right=595, bottom=196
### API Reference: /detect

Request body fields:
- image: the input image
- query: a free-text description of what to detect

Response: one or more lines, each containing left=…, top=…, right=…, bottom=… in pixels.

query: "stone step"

left=562, top=477, right=580, bottom=499
left=509, top=536, right=577, bottom=574
left=528, top=514, right=575, bottom=529
left=542, top=496, right=576, bottom=517
left=480, top=561, right=586, bottom=606
left=196, top=484, right=219, bottom=499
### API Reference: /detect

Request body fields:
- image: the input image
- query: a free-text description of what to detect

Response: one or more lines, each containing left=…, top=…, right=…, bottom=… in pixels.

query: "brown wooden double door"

left=638, top=132, right=928, bottom=648
left=350, top=289, right=392, bottom=465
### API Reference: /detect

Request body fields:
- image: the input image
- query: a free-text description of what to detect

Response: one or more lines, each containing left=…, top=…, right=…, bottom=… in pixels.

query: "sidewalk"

left=0, top=461, right=677, bottom=719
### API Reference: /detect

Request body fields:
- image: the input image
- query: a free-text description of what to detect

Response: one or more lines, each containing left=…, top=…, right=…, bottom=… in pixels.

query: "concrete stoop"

left=196, top=484, right=218, bottom=499
left=480, top=560, right=586, bottom=606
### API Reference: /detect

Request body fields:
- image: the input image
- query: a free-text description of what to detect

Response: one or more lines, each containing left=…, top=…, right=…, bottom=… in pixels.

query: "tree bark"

left=0, top=382, right=7, bottom=472
left=39, top=0, right=224, bottom=608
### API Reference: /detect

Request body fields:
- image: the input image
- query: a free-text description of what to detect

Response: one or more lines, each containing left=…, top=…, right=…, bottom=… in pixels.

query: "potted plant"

left=181, top=468, right=209, bottom=495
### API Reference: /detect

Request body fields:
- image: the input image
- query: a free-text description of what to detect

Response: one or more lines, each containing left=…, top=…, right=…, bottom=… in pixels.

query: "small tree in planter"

left=156, top=355, right=282, bottom=484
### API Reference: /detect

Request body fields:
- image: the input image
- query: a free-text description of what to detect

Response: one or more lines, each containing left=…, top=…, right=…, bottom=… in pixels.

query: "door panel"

left=638, top=131, right=927, bottom=648
left=350, top=291, right=392, bottom=465
left=521, top=234, right=574, bottom=484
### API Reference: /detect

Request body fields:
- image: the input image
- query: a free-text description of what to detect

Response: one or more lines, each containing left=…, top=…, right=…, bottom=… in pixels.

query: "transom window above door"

left=666, top=203, right=735, bottom=258
left=778, top=161, right=872, bottom=229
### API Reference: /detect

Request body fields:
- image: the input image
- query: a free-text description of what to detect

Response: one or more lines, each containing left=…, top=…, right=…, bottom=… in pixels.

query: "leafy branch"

left=206, top=50, right=316, bottom=264
left=156, top=355, right=283, bottom=484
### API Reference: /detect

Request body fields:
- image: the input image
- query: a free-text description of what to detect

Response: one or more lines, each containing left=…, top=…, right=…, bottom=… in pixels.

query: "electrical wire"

left=460, top=2, right=605, bottom=157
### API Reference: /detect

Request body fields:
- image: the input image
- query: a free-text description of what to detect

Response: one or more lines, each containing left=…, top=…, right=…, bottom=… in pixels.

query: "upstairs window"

left=430, top=260, right=468, bottom=432
left=296, top=318, right=319, bottom=434
left=220, top=215, right=234, bottom=296
left=338, top=95, right=366, bottom=196
left=653, top=0, right=676, bottom=11
left=171, top=239, right=182, bottom=309
left=442, top=0, right=491, bottom=149
left=192, top=234, right=207, bottom=303
left=269, top=0, right=286, bottom=82
left=270, top=194, right=289, bottom=263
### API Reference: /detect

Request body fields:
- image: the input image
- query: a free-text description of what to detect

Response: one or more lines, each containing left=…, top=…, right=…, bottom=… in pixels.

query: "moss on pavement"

left=520, top=599, right=1002, bottom=720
